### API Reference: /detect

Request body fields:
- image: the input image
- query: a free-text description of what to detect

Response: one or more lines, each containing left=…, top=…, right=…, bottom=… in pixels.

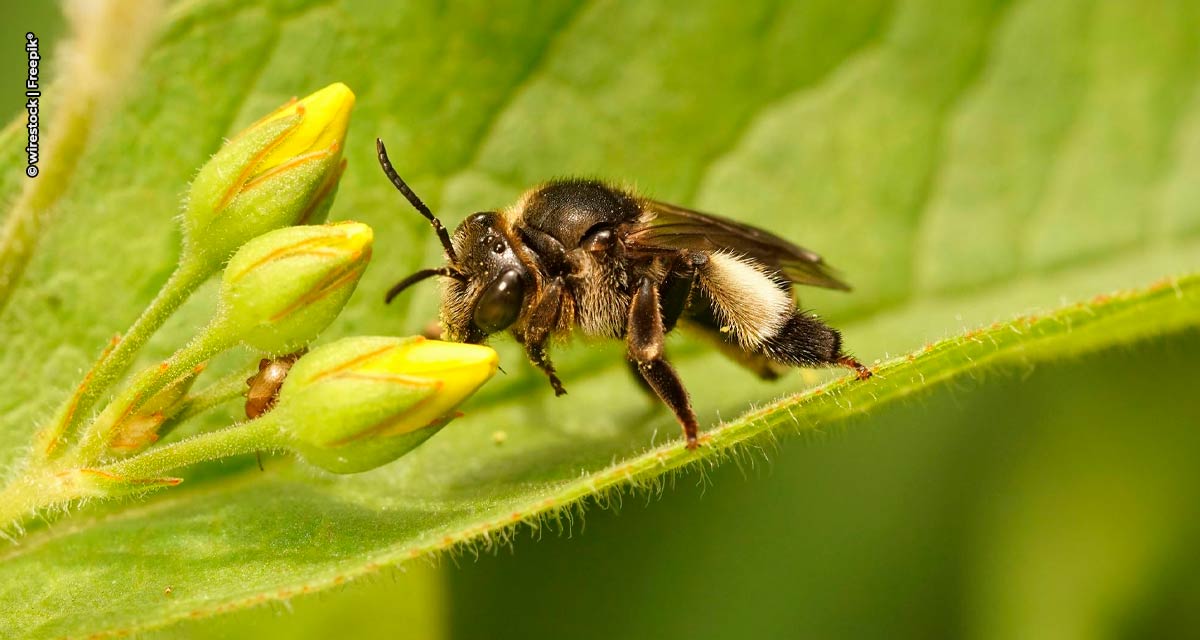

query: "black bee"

left=376, top=139, right=871, bottom=449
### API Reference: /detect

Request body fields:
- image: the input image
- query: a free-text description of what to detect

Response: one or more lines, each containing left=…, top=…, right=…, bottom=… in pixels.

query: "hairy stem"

left=158, top=361, right=260, bottom=439
left=102, top=416, right=287, bottom=480
left=34, top=256, right=214, bottom=462
left=70, top=310, right=234, bottom=465
left=0, top=416, right=286, bottom=534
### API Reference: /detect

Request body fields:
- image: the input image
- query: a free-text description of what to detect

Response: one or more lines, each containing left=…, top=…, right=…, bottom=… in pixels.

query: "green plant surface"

left=2, top=0, right=1199, bottom=637
left=0, top=1, right=158, bottom=312
left=141, top=562, right=446, bottom=640
left=449, top=331, right=1200, bottom=640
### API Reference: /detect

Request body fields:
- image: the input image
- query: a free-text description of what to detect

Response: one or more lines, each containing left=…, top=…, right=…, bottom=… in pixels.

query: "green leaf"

left=446, top=331, right=1200, bottom=639
left=2, top=0, right=1199, bottom=637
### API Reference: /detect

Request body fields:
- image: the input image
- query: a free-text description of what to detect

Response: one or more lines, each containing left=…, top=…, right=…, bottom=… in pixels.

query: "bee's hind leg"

left=627, top=276, right=701, bottom=450
left=623, top=260, right=691, bottom=398
left=626, top=360, right=657, bottom=397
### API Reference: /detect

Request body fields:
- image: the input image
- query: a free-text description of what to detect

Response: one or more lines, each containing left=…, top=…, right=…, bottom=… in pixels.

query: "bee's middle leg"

left=521, top=277, right=567, bottom=396
left=627, top=276, right=701, bottom=450
left=626, top=265, right=693, bottom=399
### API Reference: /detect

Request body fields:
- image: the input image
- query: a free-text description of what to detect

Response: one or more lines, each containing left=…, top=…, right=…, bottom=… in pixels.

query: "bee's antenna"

left=385, top=267, right=463, bottom=304
left=376, top=138, right=459, bottom=263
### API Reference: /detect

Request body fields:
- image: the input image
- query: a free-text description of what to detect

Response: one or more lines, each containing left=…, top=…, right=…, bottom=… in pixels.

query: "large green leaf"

left=2, top=0, right=1199, bottom=637
left=449, top=332, right=1200, bottom=640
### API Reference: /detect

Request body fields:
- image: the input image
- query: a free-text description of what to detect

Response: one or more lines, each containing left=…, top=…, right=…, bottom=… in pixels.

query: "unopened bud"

left=109, top=365, right=203, bottom=454
left=271, top=336, right=498, bottom=473
left=218, top=222, right=372, bottom=354
left=183, top=83, right=355, bottom=268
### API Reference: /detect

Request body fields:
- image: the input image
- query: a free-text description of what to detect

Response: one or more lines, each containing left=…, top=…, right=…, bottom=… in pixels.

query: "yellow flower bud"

left=256, top=83, right=354, bottom=171
left=272, top=336, right=498, bottom=473
left=218, top=222, right=372, bottom=354
left=183, top=82, right=355, bottom=268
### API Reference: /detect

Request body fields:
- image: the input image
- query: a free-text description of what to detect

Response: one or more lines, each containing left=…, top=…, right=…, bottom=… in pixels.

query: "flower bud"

left=271, top=336, right=498, bottom=473
left=183, top=82, right=355, bottom=268
left=109, top=365, right=203, bottom=454
left=218, top=222, right=372, bottom=354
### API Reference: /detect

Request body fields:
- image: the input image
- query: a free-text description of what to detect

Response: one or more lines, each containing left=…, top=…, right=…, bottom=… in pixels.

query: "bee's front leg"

left=627, top=276, right=701, bottom=450
left=521, top=277, right=568, bottom=396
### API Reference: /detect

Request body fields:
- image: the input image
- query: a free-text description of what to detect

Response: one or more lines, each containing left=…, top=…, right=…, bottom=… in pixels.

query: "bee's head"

left=376, top=139, right=529, bottom=343
left=438, top=212, right=531, bottom=343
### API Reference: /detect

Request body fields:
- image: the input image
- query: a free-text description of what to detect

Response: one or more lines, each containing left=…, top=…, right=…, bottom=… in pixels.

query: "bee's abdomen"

left=757, top=314, right=841, bottom=366
left=689, top=250, right=845, bottom=367
left=694, top=251, right=793, bottom=349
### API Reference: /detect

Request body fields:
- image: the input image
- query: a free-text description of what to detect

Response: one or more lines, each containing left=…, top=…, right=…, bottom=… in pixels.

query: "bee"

left=376, top=139, right=871, bottom=449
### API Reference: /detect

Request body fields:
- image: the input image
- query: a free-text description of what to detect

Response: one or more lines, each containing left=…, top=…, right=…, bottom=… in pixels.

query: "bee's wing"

left=626, top=200, right=851, bottom=291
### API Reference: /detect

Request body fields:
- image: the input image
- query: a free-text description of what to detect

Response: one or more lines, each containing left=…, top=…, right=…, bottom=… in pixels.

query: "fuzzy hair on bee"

left=376, top=139, right=871, bottom=450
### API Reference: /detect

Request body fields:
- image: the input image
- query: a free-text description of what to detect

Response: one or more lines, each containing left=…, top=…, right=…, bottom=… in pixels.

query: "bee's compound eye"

left=473, top=269, right=524, bottom=334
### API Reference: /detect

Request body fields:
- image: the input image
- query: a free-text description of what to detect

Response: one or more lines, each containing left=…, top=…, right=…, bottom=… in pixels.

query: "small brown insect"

left=244, top=351, right=305, bottom=419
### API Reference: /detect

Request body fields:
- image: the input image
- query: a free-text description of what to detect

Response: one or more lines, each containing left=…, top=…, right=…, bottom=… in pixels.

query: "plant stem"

left=0, top=472, right=85, bottom=538
left=71, top=316, right=235, bottom=466
left=159, top=362, right=260, bottom=438
left=34, top=255, right=215, bottom=462
left=101, top=416, right=287, bottom=479
left=0, top=416, right=287, bottom=534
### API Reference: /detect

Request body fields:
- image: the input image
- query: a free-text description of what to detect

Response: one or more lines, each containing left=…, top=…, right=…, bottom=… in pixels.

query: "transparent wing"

left=625, top=200, right=851, bottom=291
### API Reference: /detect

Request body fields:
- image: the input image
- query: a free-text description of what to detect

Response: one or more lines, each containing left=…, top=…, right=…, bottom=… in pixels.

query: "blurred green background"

left=2, top=4, right=61, bottom=123
left=5, top=2, right=1200, bottom=638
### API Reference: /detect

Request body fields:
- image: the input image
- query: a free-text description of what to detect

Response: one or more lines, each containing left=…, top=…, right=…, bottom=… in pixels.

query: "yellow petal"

left=369, top=338, right=499, bottom=437
left=257, top=82, right=355, bottom=174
